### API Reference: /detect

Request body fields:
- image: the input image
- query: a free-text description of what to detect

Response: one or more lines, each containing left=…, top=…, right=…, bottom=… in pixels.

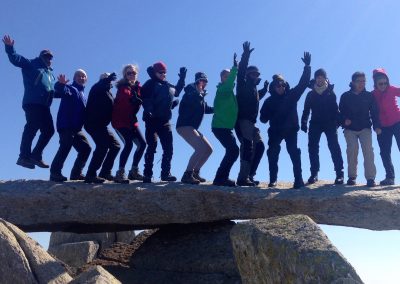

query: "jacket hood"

left=373, top=68, right=390, bottom=89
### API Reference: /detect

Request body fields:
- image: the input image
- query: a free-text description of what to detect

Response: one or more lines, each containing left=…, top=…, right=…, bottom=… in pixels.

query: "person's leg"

left=325, top=127, right=344, bottom=182
left=249, top=127, right=265, bottom=184
left=344, top=129, right=359, bottom=182
left=267, top=132, right=282, bottom=186
left=20, top=105, right=41, bottom=165
left=99, top=127, right=121, bottom=178
left=177, top=126, right=204, bottom=171
left=50, top=129, right=74, bottom=180
left=31, top=106, right=55, bottom=166
left=131, top=126, right=147, bottom=169
left=143, top=121, right=158, bottom=180
left=359, top=128, right=376, bottom=183
left=308, top=125, right=322, bottom=182
left=285, top=131, right=303, bottom=188
left=70, top=131, right=91, bottom=180
left=377, top=126, right=394, bottom=182
left=158, top=122, right=175, bottom=180
left=236, top=119, right=255, bottom=185
left=115, top=128, right=134, bottom=170
left=85, top=127, right=110, bottom=178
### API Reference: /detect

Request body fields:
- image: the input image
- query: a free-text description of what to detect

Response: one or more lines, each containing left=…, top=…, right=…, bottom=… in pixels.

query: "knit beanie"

left=195, top=72, right=208, bottom=83
left=153, top=61, right=167, bottom=73
left=314, top=68, right=327, bottom=79
left=372, top=68, right=389, bottom=81
left=246, top=65, right=260, bottom=76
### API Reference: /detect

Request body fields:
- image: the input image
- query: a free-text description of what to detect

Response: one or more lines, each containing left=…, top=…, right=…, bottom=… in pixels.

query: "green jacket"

left=212, top=66, right=238, bottom=129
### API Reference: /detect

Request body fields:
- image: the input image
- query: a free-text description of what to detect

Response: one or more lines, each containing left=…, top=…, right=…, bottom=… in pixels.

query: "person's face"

left=376, top=77, right=389, bottom=92
left=353, top=76, right=366, bottom=93
left=315, top=75, right=326, bottom=87
left=247, top=71, right=260, bottom=85
left=274, top=81, right=286, bottom=95
left=125, top=67, right=137, bottom=83
left=155, top=70, right=167, bottom=81
left=221, top=71, right=230, bottom=83
left=197, top=80, right=207, bottom=90
left=73, top=71, right=87, bottom=86
left=41, top=54, right=53, bottom=67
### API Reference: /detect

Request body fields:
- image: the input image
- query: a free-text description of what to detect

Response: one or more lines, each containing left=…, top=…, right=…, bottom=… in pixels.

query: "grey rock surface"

left=0, top=179, right=399, bottom=232
left=230, top=215, right=363, bottom=284
left=70, top=265, right=121, bottom=284
left=48, top=241, right=99, bottom=268
left=49, top=232, right=116, bottom=250
left=115, top=230, right=136, bottom=244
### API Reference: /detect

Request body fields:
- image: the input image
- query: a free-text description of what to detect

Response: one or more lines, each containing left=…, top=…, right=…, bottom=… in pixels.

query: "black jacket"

left=301, top=82, right=340, bottom=130
left=260, top=66, right=311, bottom=136
left=339, top=89, right=380, bottom=131
left=84, top=79, right=114, bottom=129
left=176, top=83, right=213, bottom=129
left=141, top=66, right=184, bottom=123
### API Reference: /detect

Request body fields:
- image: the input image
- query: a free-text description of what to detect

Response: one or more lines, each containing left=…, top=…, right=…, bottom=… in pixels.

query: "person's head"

left=246, top=66, right=261, bottom=85
left=73, top=69, right=87, bottom=86
left=271, top=74, right=286, bottom=95
left=350, top=72, right=366, bottom=94
left=122, top=64, right=138, bottom=83
left=153, top=61, right=167, bottom=81
left=373, top=68, right=390, bottom=92
left=99, top=72, right=113, bottom=89
left=314, top=68, right=327, bottom=87
left=39, top=49, right=53, bottom=67
left=195, top=72, right=208, bottom=90
left=220, top=69, right=230, bottom=83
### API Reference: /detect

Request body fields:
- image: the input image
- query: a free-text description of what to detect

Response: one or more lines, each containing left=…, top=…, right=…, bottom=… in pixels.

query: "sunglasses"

left=157, top=71, right=166, bottom=75
left=126, top=71, right=136, bottom=76
left=378, top=82, right=388, bottom=86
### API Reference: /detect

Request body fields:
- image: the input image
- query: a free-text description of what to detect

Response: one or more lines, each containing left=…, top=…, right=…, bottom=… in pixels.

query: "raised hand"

left=263, top=80, right=269, bottom=90
left=178, top=67, right=187, bottom=80
left=302, top=52, right=311, bottom=66
left=233, top=53, right=238, bottom=67
left=108, top=72, right=117, bottom=81
left=243, top=41, right=254, bottom=55
left=57, top=74, right=69, bottom=85
left=2, top=35, right=14, bottom=46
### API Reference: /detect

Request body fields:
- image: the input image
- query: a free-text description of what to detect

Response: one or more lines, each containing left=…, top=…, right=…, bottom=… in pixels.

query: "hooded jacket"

left=112, top=79, right=142, bottom=129
left=54, top=81, right=86, bottom=132
left=5, top=45, right=55, bottom=107
left=260, top=66, right=311, bottom=136
left=176, top=83, right=213, bottom=129
left=372, top=69, right=400, bottom=127
left=301, top=80, right=340, bottom=129
left=141, top=66, right=184, bottom=123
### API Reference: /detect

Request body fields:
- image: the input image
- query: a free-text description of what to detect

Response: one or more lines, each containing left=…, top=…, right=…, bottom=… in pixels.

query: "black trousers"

left=377, top=122, right=400, bottom=179
left=308, top=124, right=343, bottom=175
left=143, top=120, right=173, bottom=178
left=115, top=127, right=146, bottom=169
left=85, top=126, right=120, bottom=176
left=20, top=104, right=55, bottom=160
left=212, top=128, right=239, bottom=180
left=50, top=129, right=91, bottom=175
left=267, top=130, right=302, bottom=182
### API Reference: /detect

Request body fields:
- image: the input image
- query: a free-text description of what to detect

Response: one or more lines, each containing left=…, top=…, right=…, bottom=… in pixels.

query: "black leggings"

left=115, top=127, right=146, bottom=169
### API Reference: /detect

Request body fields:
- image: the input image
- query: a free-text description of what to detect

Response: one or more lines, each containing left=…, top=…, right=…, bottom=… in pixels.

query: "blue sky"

left=1, top=1, right=400, bottom=282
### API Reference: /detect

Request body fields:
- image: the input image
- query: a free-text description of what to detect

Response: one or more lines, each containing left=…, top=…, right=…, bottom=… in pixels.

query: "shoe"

left=30, top=157, right=49, bottom=168
left=307, top=175, right=318, bottom=184
left=367, top=179, right=376, bottom=187
left=161, top=173, right=177, bottom=182
left=193, top=170, right=206, bottom=183
left=268, top=181, right=277, bottom=188
left=128, top=168, right=144, bottom=181
left=84, top=175, right=105, bottom=184
left=98, top=172, right=114, bottom=181
left=293, top=179, right=305, bottom=189
left=181, top=171, right=200, bottom=184
left=213, top=178, right=236, bottom=187
left=249, top=176, right=260, bottom=186
left=237, top=178, right=255, bottom=187
left=334, top=176, right=344, bottom=185
left=70, top=173, right=85, bottom=181
left=347, top=177, right=356, bottom=186
left=380, top=178, right=395, bottom=186
left=50, top=173, right=67, bottom=182
left=143, top=176, right=152, bottom=183
left=114, top=169, right=129, bottom=184
left=16, top=157, right=35, bottom=169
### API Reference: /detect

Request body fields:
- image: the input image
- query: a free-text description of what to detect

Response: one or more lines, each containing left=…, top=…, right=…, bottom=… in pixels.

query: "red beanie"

left=153, top=61, right=167, bottom=73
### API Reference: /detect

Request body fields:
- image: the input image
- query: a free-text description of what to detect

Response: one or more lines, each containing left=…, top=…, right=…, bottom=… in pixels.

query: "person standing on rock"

left=301, top=68, right=344, bottom=185
left=112, top=64, right=146, bottom=183
left=339, top=72, right=380, bottom=187
left=3, top=35, right=55, bottom=169
left=50, top=70, right=92, bottom=182
left=235, top=41, right=269, bottom=186
left=84, top=72, right=120, bottom=183
left=141, top=62, right=186, bottom=183
left=211, top=53, right=240, bottom=187
left=371, top=68, right=400, bottom=186
left=176, top=72, right=214, bottom=184
left=260, top=52, right=311, bottom=189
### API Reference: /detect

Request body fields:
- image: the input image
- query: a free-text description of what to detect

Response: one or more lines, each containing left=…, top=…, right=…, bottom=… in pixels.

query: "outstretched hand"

left=108, top=72, right=117, bottom=81
left=2, top=35, right=14, bottom=46
left=263, top=80, right=269, bottom=90
left=178, top=67, right=187, bottom=80
left=243, top=41, right=254, bottom=55
left=57, top=74, right=69, bottom=85
left=302, top=52, right=311, bottom=66
left=233, top=53, right=238, bottom=67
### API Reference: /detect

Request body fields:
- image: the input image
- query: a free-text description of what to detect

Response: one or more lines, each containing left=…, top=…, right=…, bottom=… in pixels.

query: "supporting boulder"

left=70, top=265, right=121, bottom=284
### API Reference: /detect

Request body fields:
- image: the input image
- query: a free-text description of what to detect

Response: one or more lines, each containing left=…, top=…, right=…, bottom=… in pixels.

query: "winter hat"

left=195, top=72, right=208, bottom=83
left=99, top=72, right=110, bottom=80
left=314, top=68, right=327, bottom=79
left=269, top=74, right=287, bottom=90
left=372, top=68, right=389, bottom=81
left=246, top=65, right=260, bottom=76
left=39, top=49, right=53, bottom=58
left=153, top=61, right=167, bottom=73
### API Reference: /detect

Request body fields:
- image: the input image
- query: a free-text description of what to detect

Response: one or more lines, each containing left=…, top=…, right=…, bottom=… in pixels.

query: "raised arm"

left=174, top=67, right=187, bottom=97
left=53, top=74, right=71, bottom=98
left=237, top=41, right=253, bottom=89
left=290, top=52, right=312, bottom=102
left=3, top=35, right=32, bottom=68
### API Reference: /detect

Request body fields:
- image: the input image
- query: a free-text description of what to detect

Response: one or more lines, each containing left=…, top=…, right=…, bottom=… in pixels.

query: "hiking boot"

left=181, top=171, right=200, bottom=184
left=380, top=178, right=395, bottom=186
left=84, top=175, right=105, bottom=184
left=143, top=176, right=152, bottom=183
left=128, top=168, right=144, bottom=181
left=161, top=173, right=177, bottom=182
left=114, top=169, right=129, bottom=184
left=213, top=178, right=236, bottom=187
left=293, top=179, right=305, bottom=189
left=268, top=181, right=277, bottom=188
left=99, top=172, right=114, bottom=181
left=249, top=176, right=260, bottom=186
left=193, top=170, right=206, bottom=183
left=70, top=173, right=85, bottom=181
left=16, top=157, right=35, bottom=169
left=347, top=177, right=356, bottom=186
left=30, top=157, right=49, bottom=168
left=334, top=176, right=344, bottom=185
left=237, top=178, right=255, bottom=187
left=307, top=174, right=318, bottom=184
left=50, top=173, right=67, bottom=182
left=367, top=179, right=376, bottom=187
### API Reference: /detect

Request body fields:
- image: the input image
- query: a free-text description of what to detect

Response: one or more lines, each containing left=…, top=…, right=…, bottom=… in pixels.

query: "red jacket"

left=112, top=81, right=142, bottom=129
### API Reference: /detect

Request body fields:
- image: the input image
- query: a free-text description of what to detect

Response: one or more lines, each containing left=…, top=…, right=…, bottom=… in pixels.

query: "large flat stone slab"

left=0, top=180, right=399, bottom=232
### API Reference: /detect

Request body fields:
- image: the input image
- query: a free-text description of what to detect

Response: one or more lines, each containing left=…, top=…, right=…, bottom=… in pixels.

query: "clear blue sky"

left=1, top=1, right=400, bottom=283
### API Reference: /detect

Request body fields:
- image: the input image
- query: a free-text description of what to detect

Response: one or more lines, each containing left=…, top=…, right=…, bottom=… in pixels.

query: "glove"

left=178, top=67, right=187, bottom=80
left=263, top=80, right=269, bottom=91
left=301, top=124, right=308, bottom=133
left=143, top=111, right=153, bottom=122
left=233, top=53, right=238, bottom=67
left=302, top=52, right=311, bottom=66
left=171, top=99, right=179, bottom=109
left=243, top=41, right=254, bottom=56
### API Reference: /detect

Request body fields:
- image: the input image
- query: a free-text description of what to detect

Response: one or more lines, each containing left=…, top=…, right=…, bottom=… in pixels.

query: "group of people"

left=4, top=35, right=400, bottom=188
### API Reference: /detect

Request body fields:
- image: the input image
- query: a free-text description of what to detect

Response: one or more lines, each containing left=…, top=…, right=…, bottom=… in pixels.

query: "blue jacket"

left=5, top=45, right=55, bottom=107
left=54, top=81, right=87, bottom=132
